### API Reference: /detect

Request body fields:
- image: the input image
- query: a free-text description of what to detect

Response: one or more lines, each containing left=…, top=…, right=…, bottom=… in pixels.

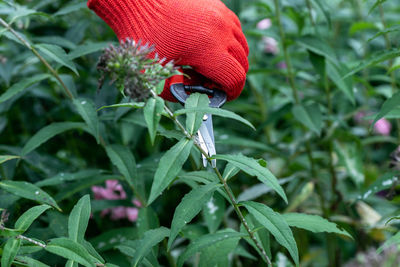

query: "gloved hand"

left=87, top=0, right=249, bottom=101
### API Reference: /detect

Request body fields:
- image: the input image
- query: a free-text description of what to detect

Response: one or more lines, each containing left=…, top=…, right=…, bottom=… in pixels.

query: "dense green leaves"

left=35, top=43, right=78, bottom=75
left=68, top=195, right=91, bottom=243
left=143, top=97, right=164, bottom=144
left=292, top=103, right=323, bottom=135
left=0, top=74, right=50, bottom=103
left=0, top=181, right=61, bottom=211
left=214, top=154, right=287, bottom=203
left=0, top=155, right=20, bottom=164
left=72, top=98, right=100, bottom=142
left=15, top=204, right=51, bottom=231
left=359, top=172, right=398, bottom=200
left=242, top=201, right=299, bottom=266
left=372, top=91, right=400, bottom=127
left=148, top=138, right=194, bottom=204
left=168, top=182, right=221, bottom=249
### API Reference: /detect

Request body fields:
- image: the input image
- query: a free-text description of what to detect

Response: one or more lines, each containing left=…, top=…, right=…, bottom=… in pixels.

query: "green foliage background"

left=1, top=0, right=400, bottom=266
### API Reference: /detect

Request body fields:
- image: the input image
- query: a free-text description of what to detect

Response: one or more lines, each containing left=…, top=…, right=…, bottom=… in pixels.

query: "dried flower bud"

left=97, top=38, right=179, bottom=101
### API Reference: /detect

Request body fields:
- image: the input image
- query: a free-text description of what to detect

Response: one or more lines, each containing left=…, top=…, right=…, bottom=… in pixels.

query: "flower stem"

left=149, top=90, right=272, bottom=265
left=0, top=18, right=74, bottom=100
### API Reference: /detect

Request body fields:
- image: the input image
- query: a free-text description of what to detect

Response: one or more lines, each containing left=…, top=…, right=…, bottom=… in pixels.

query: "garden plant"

left=1, top=0, right=400, bottom=266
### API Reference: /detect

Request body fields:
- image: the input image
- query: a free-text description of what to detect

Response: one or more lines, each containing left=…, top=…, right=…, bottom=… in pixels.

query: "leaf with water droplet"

left=0, top=181, right=61, bottom=211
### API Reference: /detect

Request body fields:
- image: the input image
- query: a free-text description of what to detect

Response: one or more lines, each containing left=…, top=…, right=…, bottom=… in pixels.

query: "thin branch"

left=17, top=235, right=46, bottom=248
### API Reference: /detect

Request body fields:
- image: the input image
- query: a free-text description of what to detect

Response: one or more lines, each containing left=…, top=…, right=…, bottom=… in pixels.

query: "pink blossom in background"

left=257, top=18, right=272, bottom=30
left=277, top=61, right=287, bottom=69
left=354, top=111, right=367, bottom=124
left=262, top=36, right=279, bottom=54
left=374, top=118, right=392, bottom=136
left=91, top=180, right=141, bottom=222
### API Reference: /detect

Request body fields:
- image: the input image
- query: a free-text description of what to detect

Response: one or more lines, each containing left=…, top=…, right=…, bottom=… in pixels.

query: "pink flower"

left=374, top=118, right=392, bottom=136
left=277, top=61, right=287, bottom=69
left=354, top=111, right=367, bottom=124
left=126, top=207, right=139, bottom=222
left=91, top=180, right=141, bottom=222
left=262, top=36, right=279, bottom=54
left=257, top=18, right=272, bottom=30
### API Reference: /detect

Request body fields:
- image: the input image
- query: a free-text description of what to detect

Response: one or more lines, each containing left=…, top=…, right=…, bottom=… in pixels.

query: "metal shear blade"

left=170, top=83, right=226, bottom=168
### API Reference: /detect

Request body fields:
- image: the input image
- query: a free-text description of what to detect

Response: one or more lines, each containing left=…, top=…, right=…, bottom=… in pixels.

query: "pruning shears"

left=170, top=78, right=227, bottom=168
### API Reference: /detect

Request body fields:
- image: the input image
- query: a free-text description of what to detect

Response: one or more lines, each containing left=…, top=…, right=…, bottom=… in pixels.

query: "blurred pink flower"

left=277, top=61, right=287, bottom=69
left=354, top=111, right=367, bottom=124
left=257, top=18, right=271, bottom=30
left=262, top=36, right=279, bottom=54
left=374, top=118, right=392, bottom=136
left=91, top=180, right=141, bottom=222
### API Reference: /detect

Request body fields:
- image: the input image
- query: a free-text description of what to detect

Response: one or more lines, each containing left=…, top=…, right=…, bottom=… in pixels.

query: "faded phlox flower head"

left=374, top=118, right=391, bottom=136
left=97, top=38, right=179, bottom=101
left=257, top=18, right=272, bottom=30
left=92, top=180, right=141, bottom=222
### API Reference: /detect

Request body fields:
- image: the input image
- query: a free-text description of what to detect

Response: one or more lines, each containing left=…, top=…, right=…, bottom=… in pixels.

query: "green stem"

left=305, top=0, right=318, bottom=34
left=0, top=18, right=74, bottom=100
left=149, top=89, right=272, bottom=266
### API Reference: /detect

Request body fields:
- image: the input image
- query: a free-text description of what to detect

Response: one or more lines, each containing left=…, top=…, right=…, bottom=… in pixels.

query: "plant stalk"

left=0, top=18, right=74, bottom=100
left=149, top=89, right=272, bottom=265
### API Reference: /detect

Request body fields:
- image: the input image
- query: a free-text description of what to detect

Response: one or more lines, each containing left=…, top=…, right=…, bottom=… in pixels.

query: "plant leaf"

left=0, top=227, right=24, bottom=238
left=1, top=237, right=21, bottom=267
left=177, top=229, right=246, bottom=267
left=0, top=155, right=20, bottom=164
left=377, top=231, right=400, bottom=254
left=148, top=139, right=194, bottom=204
left=144, top=97, right=164, bottom=145
left=213, top=154, right=287, bottom=203
left=72, top=98, right=99, bottom=143
left=283, top=213, right=352, bottom=238
left=45, top=238, right=95, bottom=267
left=36, top=169, right=104, bottom=187
left=35, top=43, right=78, bottom=75
left=0, top=181, right=61, bottom=211
left=184, top=93, right=210, bottom=135
left=168, top=182, right=221, bottom=249
left=21, top=122, right=88, bottom=156
left=132, top=227, right=170, bottom=267
left=292, top=103, right=323, bottom=135
left=97, top=102, right=145, bottom=111
left=14, top=256, right=50, bottom=267
left=327, top=62, right=355, bottom=104
left=298, top=35, right=337, bottom=64
left=372, top=91, right=400, bottom=127
left=0, top=74, right=50, bottom=104
left=68, top=195, right=91, bottom=243
left=174, top=107, right=255, bottom=130
left=242, top=201, right=299, bottom=266
left=54, top=2, right=87, bottom=16
left=15, top=204, right=51, bottom=231
left=359, top=172, right=398, bottom=200
left=104, top=145, right=145, bottom=202
left=202, top=192, right=226, bottom=233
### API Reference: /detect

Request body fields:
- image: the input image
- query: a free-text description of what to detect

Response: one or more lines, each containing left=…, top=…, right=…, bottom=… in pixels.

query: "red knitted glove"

left=87, top=0, right=249, bottom=101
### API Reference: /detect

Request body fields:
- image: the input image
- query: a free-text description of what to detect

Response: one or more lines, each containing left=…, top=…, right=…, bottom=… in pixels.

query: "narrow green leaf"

left=213, top=154, right=287, bottom=203
left=298, top=35, right=337, bottom=64
left=45, top=238, right=95, bottom=267
left=292, top=104, right=323, bottom=135
left=132, top=227, right=170, bottom=267
left=310, top=0, right=331, bottom=28
left=14, top=256, right=50, bottom=267
left=168, top=182, right=221, bottom=249
left=73, top=98, right=99, bottom=143
left=237, top=178, right=293, bottom=203
left=0, top=181, right=61, bottom=211
left=137, top=207, right=160, bottom=238
left=177, top=229, right=246, bottom=267
left=68, top=195, right=91, bottom=243
left=148, top=139, right=194, bottom=204
left=368, top=25, right=400, bottom=43
left=97, top=102, right=145, bottom=111
left=0, top=155, right=20, bottom=164
left=222, top=163, right=240, bottom=181
left=343, top=49, right=400, bottom=79
left=242, top=201, right=299, bottom=266
left=36, top=169, right=104, bottom=187
left=68, top=42, right=109, bottom=60
left=184, top=93, right=210, bottom=135
left=202, top=192, right=226, bottom=233
left=144, top=97, right=164, bottom=145
left=35, top=43, right=78, bottom=75
left=174, top=107, right=255, bottom=130
left=54, top=2, right=87, bottom=16
left=116, top=241, right=156, bottom=267
left=105, top=145, right=144, bottom=202
left=0, top=227, right=24, bottom=238
left=372, top=91, right=400, bottom=126
left=9, top=6, right=49, bottom=23
left=308, top=50, right=326, bottom=78
left=155, top=80, right=166, bottom=94
left=283, top=213, right=352, bottom=238
left=327, top=62, right=354, bottom=104
left=89, top=227, right=137, bottom=252
left=1, top=237, right=21, bottom=267
left=334, top=141, right=365, bottom=185
left=359, top=172, right=398, bottom=200
left=368, top=0, right=387, bottom=15
left=21, top=122, right=88, bottom=156
left=15, top=204, right=51, bottom=231
left=377, top=231, right=400, bottom=254
left=0, top=74, right=50, bottom=104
